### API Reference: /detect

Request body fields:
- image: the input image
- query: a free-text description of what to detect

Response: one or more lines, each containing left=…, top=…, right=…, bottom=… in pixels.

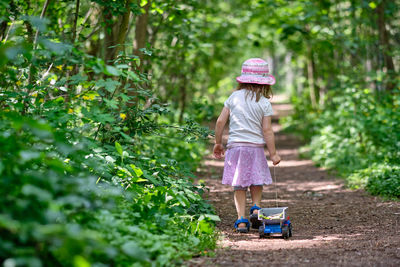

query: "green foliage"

left=273, top=0, right=399, bottom=199
left=284, top=86, right=400, bottom=199
left=0, top=110, right=218, bottom=266
left=3, top=0, right=399, bottom=264
left=0, top=14, right=218, bottom=266
left=348, top=164, right=400, bottom=199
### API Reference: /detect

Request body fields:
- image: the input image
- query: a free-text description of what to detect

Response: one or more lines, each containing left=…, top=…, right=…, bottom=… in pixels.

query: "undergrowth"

left=0, top=20, right=219, bottom=266
left=282, top=87, right=400, bottom=200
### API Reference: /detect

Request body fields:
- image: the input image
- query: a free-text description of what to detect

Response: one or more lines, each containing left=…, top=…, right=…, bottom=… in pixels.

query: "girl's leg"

left=234, top=189, right=247, bottom=227
left=249, top=185, right=263, bottom=214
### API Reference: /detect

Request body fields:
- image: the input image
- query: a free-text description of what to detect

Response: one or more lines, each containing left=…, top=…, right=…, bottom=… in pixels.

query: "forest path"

left=190, top=96, right=400, bottom=266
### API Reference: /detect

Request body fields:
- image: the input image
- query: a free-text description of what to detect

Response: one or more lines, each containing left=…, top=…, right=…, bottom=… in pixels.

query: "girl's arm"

left=262, top=116, right=281, bottom=165
left=213, top=107, right=230, bottom=159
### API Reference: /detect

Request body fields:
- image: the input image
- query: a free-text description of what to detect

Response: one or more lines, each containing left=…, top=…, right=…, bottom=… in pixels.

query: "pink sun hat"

left=236, top=58, right=276, bottom=85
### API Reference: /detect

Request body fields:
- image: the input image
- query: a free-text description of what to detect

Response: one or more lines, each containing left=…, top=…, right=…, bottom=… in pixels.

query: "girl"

left=213, top=58, right=281, bottom=233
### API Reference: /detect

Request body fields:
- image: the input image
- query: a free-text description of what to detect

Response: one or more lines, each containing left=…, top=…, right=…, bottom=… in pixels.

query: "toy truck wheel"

left=259, top=226, right=265, bottom=238
left=282, top=226, right=289, bottom=239
left=289, top=225, right=293, bottom=237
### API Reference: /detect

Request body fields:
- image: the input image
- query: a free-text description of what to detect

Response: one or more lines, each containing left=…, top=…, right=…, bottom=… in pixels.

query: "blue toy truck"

left=258, top=207, right=292, bottom=239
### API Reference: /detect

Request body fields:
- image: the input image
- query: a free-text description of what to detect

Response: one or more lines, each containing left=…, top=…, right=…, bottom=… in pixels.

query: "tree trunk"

left=284, top=52, right=295, bottom=97
left=126, top=1, right=151, bottom=108
left=349, top=0, right=359, bottom=67
left=114, top=0, right=132, bottom=57
left=307, top=44, right=318, bottom=109
left=311, top=51, right=320, bottom=105
left=103, top=0, right=133, bottom=63
left=377, top=0, right=396, bottom=91
left=178, top=81, right=187, bottom=123
left=0, top=20, right=8, bottom=41
left=71, top=0, right=80, bottom=43
left=134, top=0, right=151, bottom=71
left=103, top=9, right=116, bottom=63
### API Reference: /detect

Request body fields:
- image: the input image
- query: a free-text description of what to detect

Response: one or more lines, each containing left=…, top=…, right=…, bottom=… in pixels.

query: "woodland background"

left=0, top=0, right=399, bottom=266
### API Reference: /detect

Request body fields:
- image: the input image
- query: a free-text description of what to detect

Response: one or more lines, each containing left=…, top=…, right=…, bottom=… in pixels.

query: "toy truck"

left=258, top=207, right=292, bottom=239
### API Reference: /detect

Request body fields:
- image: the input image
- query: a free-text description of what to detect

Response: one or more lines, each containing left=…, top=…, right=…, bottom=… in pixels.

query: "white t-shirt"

left=224, top=89, right=273, bottom=145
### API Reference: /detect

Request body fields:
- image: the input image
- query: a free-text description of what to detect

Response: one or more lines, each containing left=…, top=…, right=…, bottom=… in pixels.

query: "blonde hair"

left=236, top=83, right=273, bottom=102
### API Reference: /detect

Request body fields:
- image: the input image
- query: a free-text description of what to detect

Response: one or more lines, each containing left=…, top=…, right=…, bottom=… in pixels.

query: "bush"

left=283, top=86, right=400, bottom=199
left=348, top=164, right=400, bottom=199
left=0, top=18, right=219, bottom=266
left=0, top=109, right=218, bottom=266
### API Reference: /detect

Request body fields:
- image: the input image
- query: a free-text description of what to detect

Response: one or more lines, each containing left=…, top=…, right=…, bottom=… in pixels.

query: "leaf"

left=69, top=74, right=87, bottom=85
left=126, top=71, right=141, bottom=82
left=116, top=64, right=130, bottom=69
left=130, top=164, right=143, bottom=177
left=189, top=236, right=200, bottom=246
left=19, top=150, right=41, bottom=162
left=139, top=47, right=152, bottom=56
left=96, top=79, right=120, bottom=93
left=25, top=16, right=49, bottom=32
left=369, top=2, right=377, bottom=9
left=115, top=142, right=123, bottom=156
left=142, top=170, right=159, bottom=185
left=121, top=241, right=149, bottom=261
left=74, top=256, right=90, bottom=267
left=198, top=220, right=213, bottom=234
left=40, top=39, right=70, bottom=54
left=22, top=184, right=52, bottom=202
left=105, top=156, right=116, bottom=163
left=104, top=99, right=118, bottom=109
left=201, top=214, right=220, bottom=221
left=0, top=161, right=4, bottom=175
left=105, top=65, right=121, bottom=76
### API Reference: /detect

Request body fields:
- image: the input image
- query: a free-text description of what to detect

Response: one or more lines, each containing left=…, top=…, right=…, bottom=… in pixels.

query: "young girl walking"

left=213, top=58, right=281, bottom=233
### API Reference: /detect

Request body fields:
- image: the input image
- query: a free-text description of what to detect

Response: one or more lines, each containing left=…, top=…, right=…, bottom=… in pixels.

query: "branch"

left=71, top=0, right=80, bottom=43
left=33, top=0, right=51, bottom=49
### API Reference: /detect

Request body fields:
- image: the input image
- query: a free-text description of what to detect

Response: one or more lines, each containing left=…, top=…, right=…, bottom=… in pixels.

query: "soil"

left=188, top=99, right=400, bottom=267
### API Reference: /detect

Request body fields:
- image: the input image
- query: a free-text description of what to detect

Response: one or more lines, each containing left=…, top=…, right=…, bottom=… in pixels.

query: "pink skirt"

left=222, top=144, right=272, bottom=187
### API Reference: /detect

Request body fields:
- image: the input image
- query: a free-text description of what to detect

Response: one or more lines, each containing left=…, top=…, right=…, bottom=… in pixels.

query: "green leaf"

left=369, top=2, right=377, bottom=9
left=19, top=150, right=41, bottom=162
left=40, top=39, right=70, bottom=54
left=74, top=256, right=90, bottom=267
left=189, top=236, right=200, bottom=246
left=0, top=161, right=4, bottom=175
left=204, top=214, right=221, bottom=222
left=105, top=65, right=121, bottom=76
left=96, top=79, right=120, bottom=93
left=25, top=16, right=49, bottom=32
left=130, top=164, right=143, bottom=177
left=142, top=170, right=159, bottom=185
left=22, top=184, right=52, bottom=202
left=116, top=64, right=130, bottom=69
left=105, top=156, right=116, bottom=163
left=104, top=99, right=118, bottom=109
left=121, top=241, right=149, bottom=261
left=69, top=74, right=87, bottom=85
left=115, top=142, right=123, bottom=156
left=126, top=71, right=141, bottom=82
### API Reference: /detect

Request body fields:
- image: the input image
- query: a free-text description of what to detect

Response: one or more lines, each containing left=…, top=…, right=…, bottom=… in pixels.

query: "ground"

left=188, top=97, right=400, bottom=267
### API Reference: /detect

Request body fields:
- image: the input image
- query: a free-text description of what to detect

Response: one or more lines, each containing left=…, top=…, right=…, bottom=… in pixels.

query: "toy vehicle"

left=258, top=207, right=292, bottom=239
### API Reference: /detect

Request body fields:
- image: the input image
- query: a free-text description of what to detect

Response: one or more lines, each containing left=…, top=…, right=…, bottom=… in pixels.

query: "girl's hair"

left=236, top=83, right=273, bottom=102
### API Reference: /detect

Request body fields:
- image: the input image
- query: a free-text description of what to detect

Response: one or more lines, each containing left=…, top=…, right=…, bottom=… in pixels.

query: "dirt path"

left=190, top=99, right=400, bottom=266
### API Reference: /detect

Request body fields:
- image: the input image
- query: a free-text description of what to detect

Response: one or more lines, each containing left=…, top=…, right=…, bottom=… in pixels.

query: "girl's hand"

left=213, top=144, right=225, bottom=159
left=271, top=154, right=281, bottom=165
